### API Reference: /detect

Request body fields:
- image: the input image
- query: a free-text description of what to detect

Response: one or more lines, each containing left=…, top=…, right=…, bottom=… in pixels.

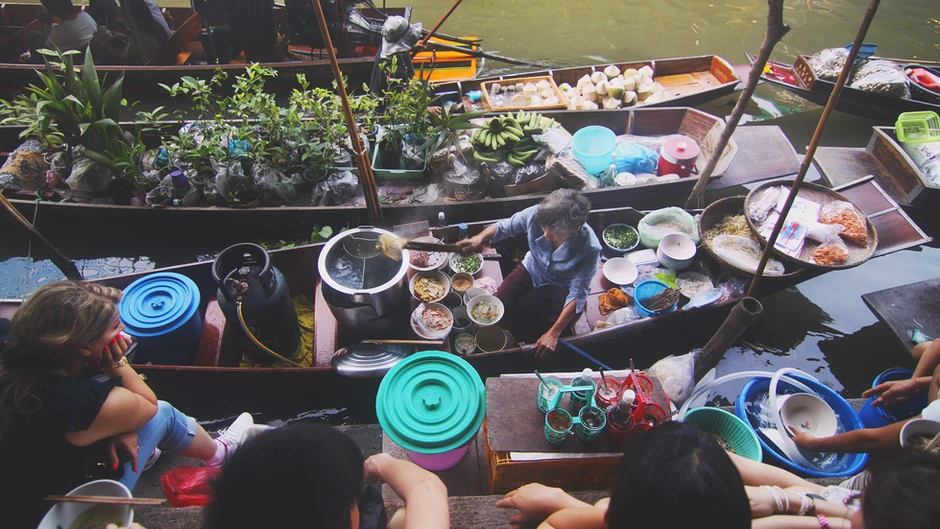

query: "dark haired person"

left=203, top=423, right=449, bottom=529
left=39, top=0, right=97, bottom=51
left=457, top=189, right=601, bottom=359
left=854, top=450, right=940, bottom=529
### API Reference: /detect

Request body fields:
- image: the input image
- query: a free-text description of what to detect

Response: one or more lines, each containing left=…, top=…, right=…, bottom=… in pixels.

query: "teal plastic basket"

left=572, top=126, right=616, bottom=175
left=683, top=407, right=762, bottom=462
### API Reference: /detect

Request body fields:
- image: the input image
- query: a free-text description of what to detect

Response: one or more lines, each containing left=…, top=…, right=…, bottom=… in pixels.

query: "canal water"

left=1, top=0, right=938, bottom=422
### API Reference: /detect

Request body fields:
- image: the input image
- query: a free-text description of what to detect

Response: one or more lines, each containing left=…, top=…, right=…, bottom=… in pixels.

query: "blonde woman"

left=0, top=282, right=253, bottom=528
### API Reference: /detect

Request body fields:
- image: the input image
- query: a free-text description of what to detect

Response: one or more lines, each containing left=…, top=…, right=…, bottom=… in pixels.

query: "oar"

left=558, top=339, right=613, bottom=371
left=418, top=0, right=463, bottom=49
left=45, top=495, right=165, bottom=506
left=422, top=40, right=548, bottom=69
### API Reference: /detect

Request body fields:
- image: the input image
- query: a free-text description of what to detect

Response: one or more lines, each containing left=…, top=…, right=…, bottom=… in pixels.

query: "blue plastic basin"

left=858, top=368, right=927, bottom=428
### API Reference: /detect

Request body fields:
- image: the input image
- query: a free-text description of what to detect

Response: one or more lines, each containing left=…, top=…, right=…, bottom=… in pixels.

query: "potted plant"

left=374, top=75, right=434, bottom=175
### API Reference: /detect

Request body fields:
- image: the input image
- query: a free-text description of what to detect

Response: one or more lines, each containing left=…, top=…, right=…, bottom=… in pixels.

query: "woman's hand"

left=862, top=378, right=920, bottom=407
left=101, top=333, right=132, bottom=372
left=787, top=425, right=818, bottom=450
left=106, top=432, right=141, bottom=473
left=496, top=484, right=577, bottom=524
left=534, top=332, right=559, bottom=361
left=363, top=453, right=389, bottom=484
left=456, top=236, right=484, bottom=256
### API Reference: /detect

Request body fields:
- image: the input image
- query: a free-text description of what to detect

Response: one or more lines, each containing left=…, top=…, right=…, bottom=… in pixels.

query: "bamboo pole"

left=310, top=0, right=384, bottom=224
left=747, top=0, right=881, bottom=297
left=685, top=0, right=790, bottom=209
left=694, top=297, right=763, bottom=380
left=0, top=192, right=82, bottom=281
left=418, top=0, right=463, bottom=48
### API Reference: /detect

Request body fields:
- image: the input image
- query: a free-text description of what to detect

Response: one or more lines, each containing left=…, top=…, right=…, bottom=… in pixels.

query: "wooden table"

left=862, top=277, right=940, bottom=354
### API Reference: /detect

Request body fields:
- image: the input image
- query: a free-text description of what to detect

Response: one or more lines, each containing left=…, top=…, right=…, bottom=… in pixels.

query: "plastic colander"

left=683, top=407, right=762, bottom=461
left=572, top=126, right=617, bottom=174
left=633, top=280, right=676, bottom=317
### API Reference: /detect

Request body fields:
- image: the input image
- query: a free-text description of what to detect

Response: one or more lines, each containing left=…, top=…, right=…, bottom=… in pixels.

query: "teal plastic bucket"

left=634, top=280, right=677, bottom=317
left=120, top=272, right=202, bottom=365
left=572, top=126, right=616, bottom=174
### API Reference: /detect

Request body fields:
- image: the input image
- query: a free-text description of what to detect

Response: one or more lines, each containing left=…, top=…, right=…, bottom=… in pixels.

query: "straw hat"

left=380, top=15, right=422, bottom=58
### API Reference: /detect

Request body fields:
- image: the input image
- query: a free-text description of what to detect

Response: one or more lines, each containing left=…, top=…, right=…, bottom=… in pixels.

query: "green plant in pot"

left=377, top=73, right=434, bottom=170
left=421, top=102, right=485, bottom=163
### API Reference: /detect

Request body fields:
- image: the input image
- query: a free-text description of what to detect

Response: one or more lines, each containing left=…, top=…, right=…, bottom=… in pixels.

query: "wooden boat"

left=863, top=277, right=940, bottom=356
left=1, top=107, right=749, bottom=240
left=745, top=53, right=940, bottom=120
left=0, top=178, right=927, bottom=415
left=435, top=55, right=742, bottom=112
left=0, top=3, right=478, bottom=98
left=813, top=126, right=940, bottom=212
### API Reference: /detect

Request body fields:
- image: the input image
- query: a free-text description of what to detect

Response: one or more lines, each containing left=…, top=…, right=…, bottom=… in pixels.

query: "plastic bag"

left=252, top=164, right=297, bottom=206
left=850, top=60, right=910, bottom=98
left=515, top=163, right=547, bottom=185
left=804, top=220, right=844, bottom=243
left=546, top=150, right=593, bottom=189
left=327, top=170, right=360, bottom=202
left=808, top=48, right=849, bottom=81
left=818, top=200, right=868, bottom=246
left=812, top=237, right=849, bottom=266
left=648, top=352, right=695, bottom=405
left=400, top=143, right=425, bottom=170
left=145, top=175, right=175, bottom=206
left=715, top=273, right=750, bottom=302
left=442, top=157, right=481, bottom=188
left=899, top=140, right=940, bottom=184
left=0, top=139, right=48, bottom=192
left=747, top=186, right=783, bottom=225
left=637, top=207, right=700, bottom=248
left=161, top=465, right=221, bottom=507
left=533, top=128, right=573, bottom=154
left=594, top=306, right=638, bottom=329
left=611, top=141, right=658, bottom=175
left=214, top=160, right=254, bottom=206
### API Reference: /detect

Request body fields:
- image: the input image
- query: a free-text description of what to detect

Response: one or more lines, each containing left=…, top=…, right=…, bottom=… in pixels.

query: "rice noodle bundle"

left=711, top=234, right=785, bottom=276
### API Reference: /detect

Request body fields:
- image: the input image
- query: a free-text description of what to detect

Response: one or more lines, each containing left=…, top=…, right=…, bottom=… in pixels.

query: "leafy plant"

left=379, top=75, right=434, bottom=153
left=420, top=102, right=485, bottom=159
left=310, top=225, right=334, bottom=243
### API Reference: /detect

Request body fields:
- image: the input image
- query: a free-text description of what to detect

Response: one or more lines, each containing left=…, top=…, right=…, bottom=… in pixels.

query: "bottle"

left=437, top=211, right=447, bottom=229
left=568, top=368, right=596, bottom=412
left=458, top=223, right=469, bottom=241
left=606, top=390, right=636, bottom=442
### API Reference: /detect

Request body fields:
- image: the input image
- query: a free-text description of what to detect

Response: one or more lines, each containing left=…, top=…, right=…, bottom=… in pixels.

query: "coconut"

left=606, top=84, right=625, bottom=100
left=536, top=79, right=551, bottom=90
left=637, top=86, right=652, bottom=102
left=596, top=80, right=609, bottom=96
left=539, top=88, right=553, bottom=99
left=530, top=95, right=544, bottom=106
left=568, top=94, right=584, bottom=109
left=591, top=71, right=607, bottom=84
left=566, top=87, right=581, bottom=99
left=623, top=76, right=636, bottom=91
left=603, top=97, right=621, bottom=109
left=623, top=68, right=639, bottom=78
left=582, top=83, right=598, bottom=102
left=545, top=94, right=560, bottom=106
left=650, top=82, right=664, bottom=94
left=604, top=64, right=621, bottom=78
left=558, top=82, right=572, bottom=91
left=644, top=92, right=664, bottom=104
left=580, top=100, right=599, bottom=110
left=511, top=93, right=530, bottom=106
left=523, top=83, right=538, bottom=95
left=577, top=74, right=593, bottom=89
left=623, top=91, right=637, bottom=105
left=638, top=65, right=654, bottom=79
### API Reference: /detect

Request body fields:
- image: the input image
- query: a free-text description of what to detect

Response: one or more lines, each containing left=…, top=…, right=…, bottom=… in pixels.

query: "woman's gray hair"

left=535, top=189, right=591, bottom=236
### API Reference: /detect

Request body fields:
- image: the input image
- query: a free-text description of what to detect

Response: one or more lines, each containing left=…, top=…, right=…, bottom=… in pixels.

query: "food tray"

left=698, top=196, right=804, bottom=280
left=480, top=75, right=568, bottom=112
left=743, top=181, right=878, bottom=270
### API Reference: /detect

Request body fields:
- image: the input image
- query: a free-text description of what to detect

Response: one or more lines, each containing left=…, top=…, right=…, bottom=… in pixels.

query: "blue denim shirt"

left=492, top=205, right=601, bottom=313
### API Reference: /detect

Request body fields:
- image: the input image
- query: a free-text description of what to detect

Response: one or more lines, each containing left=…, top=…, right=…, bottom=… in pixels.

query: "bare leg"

left=729, top=452, right=825, bottom=494
left=930, top=363, right=940, bottom=404
left=179, top=424, right=219, bottom=460
left=388, top=507, right=406, bottom=529
left=912, top=340, right=933, bottom=362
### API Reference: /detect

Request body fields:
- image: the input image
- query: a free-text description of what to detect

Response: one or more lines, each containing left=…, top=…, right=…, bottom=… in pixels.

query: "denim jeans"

left=119, top=400, right=197, bottom=490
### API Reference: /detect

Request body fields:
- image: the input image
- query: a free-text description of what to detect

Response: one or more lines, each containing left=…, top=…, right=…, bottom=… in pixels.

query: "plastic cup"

left=576, top=406, right=607, bottom=441
left=537, top=378, right=564, bottom=412
left=544, top=408, right=573, bottom=445
left=594, top=378, right=622, bottom=410
left=568, top=379, right=597, bottom=414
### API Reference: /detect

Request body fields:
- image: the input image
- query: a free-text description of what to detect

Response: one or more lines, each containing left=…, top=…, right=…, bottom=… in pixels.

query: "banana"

left=494, top=133, right=506, bottom=148
left=506, top=153, right=525, bottom=167
left=503, top=126, right=524, bottom=140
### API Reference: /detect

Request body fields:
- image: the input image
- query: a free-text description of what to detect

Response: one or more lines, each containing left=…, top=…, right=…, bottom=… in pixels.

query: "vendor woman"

left=457, top=189, right=601, bottom=359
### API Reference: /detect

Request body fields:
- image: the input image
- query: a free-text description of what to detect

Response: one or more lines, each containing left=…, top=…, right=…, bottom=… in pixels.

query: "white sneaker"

left=216, top=412, right=254, bottom=459
left=142, top=447, right=162, bottom=472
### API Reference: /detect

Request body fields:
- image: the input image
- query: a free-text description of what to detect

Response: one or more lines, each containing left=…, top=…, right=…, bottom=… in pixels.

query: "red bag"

left=161, top=466, right=221, bottom=507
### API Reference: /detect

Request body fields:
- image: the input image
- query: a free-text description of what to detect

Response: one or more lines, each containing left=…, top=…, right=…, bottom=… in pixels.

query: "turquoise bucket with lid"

left=120, top=272, right=202, bottom=365
left=376, top=350, right=486, bottom=470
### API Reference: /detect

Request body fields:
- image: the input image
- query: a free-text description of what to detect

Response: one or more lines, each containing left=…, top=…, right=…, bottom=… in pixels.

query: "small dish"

left=676, top=271, right=713, bottom=298
left=450, top=272, right=475, bottom=293
left=462, top=287, right=486, bottom=306
left=450, top=253, right=484, bottom=275
left=657, top=233, right=697, bottom=270
left=476, top=325, right=507, bottom=352
left=900, top=418, right=940, bottom=449
left=603, top=257, right=638, bottom=286
left=411, top=303, right=453, bottom=340
left=409, top=271, right=451, bottom=303
left=408, top=236, right=450, bottom=272
left=780, top=393, right=838, bottom=438
left=453, top=333, right=477, bottom=355
left=614, top=172, right=637, bottom=186
left=602, top=223, right=640, bottom=253
left=467, top=294, right=504, bottom=327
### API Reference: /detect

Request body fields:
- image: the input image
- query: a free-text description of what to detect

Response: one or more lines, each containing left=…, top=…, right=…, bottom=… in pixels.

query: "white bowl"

left=467, top=294, right=505, bottom=327
left=408, top=236, right=450, bottom=272
left=780, top=393, right=838, bottom=438
left=900, top=418, right=940, bottom=449
left=656, top=233, right=697, bottom=270
left=450, top=253, right=484, bottom=276
left=37, top=480, right=133, bottom=529
left=412, top=303, right=454, bottom=340
left=462, top=287, right=487, bottom=306
left=603, top=257, right=638, bottom=285
left=409, top=270, right=451, bottom=303
left=614, top=172, right=637, bottom=186
left=475, top=325, right=507, bottom=352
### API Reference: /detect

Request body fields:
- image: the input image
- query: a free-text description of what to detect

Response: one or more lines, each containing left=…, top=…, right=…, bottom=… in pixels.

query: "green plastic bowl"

left=683, top=407, right=762, bottom=462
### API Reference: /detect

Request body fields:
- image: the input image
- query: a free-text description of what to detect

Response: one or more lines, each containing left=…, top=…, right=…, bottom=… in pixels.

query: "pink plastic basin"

left=405, top=442, right=471, bottom=471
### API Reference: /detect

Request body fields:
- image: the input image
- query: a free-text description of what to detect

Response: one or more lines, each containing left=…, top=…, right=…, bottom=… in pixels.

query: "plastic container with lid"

left=376, top=351, right=486, bottom=470
left=658, top=135, right=700, bottom=177
left=120, top=272, right=203, bottom=365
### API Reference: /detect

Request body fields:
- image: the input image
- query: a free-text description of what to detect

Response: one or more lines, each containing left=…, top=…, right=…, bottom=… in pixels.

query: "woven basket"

left=683, top=407, right=762, bottom=461
left=698, top=196, right=804, bottom=280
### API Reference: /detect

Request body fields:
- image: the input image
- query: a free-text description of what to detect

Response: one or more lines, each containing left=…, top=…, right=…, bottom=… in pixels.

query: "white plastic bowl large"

left=602, top=257, right=638, bottom=286
left=37, top=480, right=133, bottom=529
left=656, top=233, right=697, bottom=270
left=780, top=393, right=838, bottom=438
left=900, top=418, right=940, bottom=449
left=467, top=294, right=504, bottom=327
left=412, top=303, right=454, bottom=340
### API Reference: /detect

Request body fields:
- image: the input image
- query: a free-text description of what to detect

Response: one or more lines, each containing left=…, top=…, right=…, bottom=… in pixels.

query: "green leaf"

left=80, top=48, right=102, bottom=116
left=102, top=73, right=124, bottom=121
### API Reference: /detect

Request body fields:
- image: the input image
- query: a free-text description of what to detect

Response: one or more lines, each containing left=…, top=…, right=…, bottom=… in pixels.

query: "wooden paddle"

left=45, top=495, right=166, bottom=506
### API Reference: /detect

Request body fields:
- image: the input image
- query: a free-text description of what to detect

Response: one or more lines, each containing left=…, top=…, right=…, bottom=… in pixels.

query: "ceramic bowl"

left=614, top=172, right=637, bottom=186
left=467, top=294, right=505, bottom=327
left=602, top=223, right=640, bottom=253
left=450, top=272, right=475, bottom=293
left=475, top=325, right=508, bottom=352
left=462, top=287, right=486, bottom=306
left=407, top=236, right=450, bottom=272
left=780, top=393, right=838, bottom=438
left=450, top=253, right=484, bottom=276
left=656, top=233, right=697, bottom=270
left=37, top=480, right=133, bottom=529
left=412, top=303, right=454, bottom=340
left=409, top=270, right=451, bottom=303
left=603, top=257, right=638, bottom=286
left=899, top=418, right=940, bottom=449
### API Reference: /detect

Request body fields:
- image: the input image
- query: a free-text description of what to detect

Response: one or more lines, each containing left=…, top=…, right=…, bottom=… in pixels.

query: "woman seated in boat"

left=457, top=189, right=601, bottom=359
left=0, top=282, right=255, bottom=528
left=37, top=0, right=99, bottom=52
left=496, top=421, right=930, bottom=529
left=204, top=422, right=450, bottom=529
left=92, top=0, right=173, bottom=64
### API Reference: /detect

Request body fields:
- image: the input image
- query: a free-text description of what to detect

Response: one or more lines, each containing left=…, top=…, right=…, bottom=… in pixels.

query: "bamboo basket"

left=480, top=76, right=568, bottom=112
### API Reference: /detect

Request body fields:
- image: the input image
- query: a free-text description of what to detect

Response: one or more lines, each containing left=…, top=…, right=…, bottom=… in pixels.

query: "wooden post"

left=694, top=297, right=763, bottom=380
left=418, top=0, right=463, bottom=48
left=685, top=0, right=790, bottom=209
left=0, top=192, right=82, bottom=280
left=747, top=0, right=881, bottom=297
left=310, top=0, right=384, bottom=224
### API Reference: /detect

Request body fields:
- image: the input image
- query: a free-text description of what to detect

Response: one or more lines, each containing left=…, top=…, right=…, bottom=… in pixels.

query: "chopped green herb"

left=453, top=255, right=482, bottom=274
left=604, top=225, right=638, bottom=250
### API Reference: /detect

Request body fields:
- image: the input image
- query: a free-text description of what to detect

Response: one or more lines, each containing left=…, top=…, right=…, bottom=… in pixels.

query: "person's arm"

left=457, top=224, right=498, bottom=256
left=495, top=483, right=595, bottom=524
left=862, top=376, right=932, bottom=406
left=752, top=515, right=851, bottom=529
left=914, top=339, right=940, bottom=379
left=64, top=386, right=158, bottom=446
left=538, top=507, right=606, bottom=529
left=789, top=419, right=907, bottom=454
left=746, top=486, right=855, bottom=519
left=364, top=453, right=448, bottom=529
left=534, top=248, right=597, bottom=358
left=100, top=333, right=158, bottom=405
left=534, top=301, right=579, bottom=360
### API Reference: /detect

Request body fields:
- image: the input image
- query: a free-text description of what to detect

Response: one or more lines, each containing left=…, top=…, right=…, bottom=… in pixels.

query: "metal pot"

left=318, top=226, right=411, bottom=337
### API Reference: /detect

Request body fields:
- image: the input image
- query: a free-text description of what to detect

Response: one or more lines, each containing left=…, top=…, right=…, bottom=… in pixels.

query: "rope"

left=22, top=196, right=41, bottom=297
left=235, top=301, right=304, bottom=368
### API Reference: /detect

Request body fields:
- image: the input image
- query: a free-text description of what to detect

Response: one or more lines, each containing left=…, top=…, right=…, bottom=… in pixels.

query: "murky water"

left=2, top=0, right=939, bottom=422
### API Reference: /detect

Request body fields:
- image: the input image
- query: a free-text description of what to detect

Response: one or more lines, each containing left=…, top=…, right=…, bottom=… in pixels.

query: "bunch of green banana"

left=513, top=110, right=560, bottom=135
left=471, top=115, right=525, bottom=151
left=507, top=137, right=540, bottom=167
left=471, top=111, right=561, bottom=166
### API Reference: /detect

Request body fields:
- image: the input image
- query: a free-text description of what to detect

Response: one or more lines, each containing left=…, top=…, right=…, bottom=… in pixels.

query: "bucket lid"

left=661, top=135, right=700, bottom=162
left=376, top=350, right=485, bottom=454
left=120, top=272, right=201, bottom=338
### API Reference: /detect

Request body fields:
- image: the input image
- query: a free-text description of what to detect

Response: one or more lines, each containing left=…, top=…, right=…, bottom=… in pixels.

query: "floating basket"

left=683, top=407, right=762, bottom=462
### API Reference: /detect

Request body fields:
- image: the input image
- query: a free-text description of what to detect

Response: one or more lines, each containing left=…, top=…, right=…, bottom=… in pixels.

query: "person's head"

left=40, top=0, right=76, bottom=20
left=855, top=450, right=940, bottom=529
left=204, top=423, right=365, bottom=529
left=606, top=421, right=750, bottom=529
left=380, top=15, right=420, bottom=58
left=534, top=189, right=590, bottom=245
left=0, top=282, right=123, bottom=430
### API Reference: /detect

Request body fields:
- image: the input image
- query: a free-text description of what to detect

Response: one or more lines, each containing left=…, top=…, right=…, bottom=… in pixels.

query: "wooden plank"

left=862, top=278, right=940, bottom=354
left=708, top=126, right=800, bottom=190
left=813, top=146, right=910, bottom=205
left=145, top=12, right=203, bottom=66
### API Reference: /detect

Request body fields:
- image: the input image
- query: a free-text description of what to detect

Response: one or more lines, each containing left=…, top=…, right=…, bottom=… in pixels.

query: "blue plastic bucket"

left=120, top=272, right=203, bottom=365
left=572, top=126, right=616, bottom=175
left=858, top=368, right=927, bottom=428
left=734, top=374, right=868, bottom=478
left=633, top=280, right=677, bottom=317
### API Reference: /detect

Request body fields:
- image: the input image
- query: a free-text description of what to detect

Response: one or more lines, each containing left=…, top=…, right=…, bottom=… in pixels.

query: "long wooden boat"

left=0, top=3, right=478, bottom=97
left=0, top=178, right=927, bottom=415
left=2, top=107, right=748, bottom=239
left=435, top=55, right=741, bottom=112
left=745, top=53, right=940, bottom=120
